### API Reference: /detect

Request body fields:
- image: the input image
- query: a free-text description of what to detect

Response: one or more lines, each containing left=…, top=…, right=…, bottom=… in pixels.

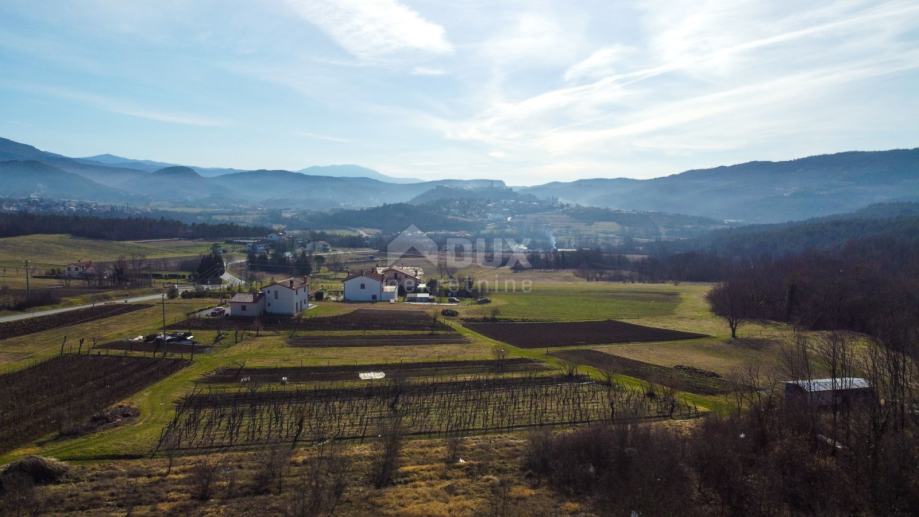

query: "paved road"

left=221, top=259, right=246, bottom=286
left=0, top=292, right=167, bottom=323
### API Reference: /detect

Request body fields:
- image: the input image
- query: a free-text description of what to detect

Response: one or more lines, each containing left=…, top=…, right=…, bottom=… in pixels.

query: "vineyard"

left=464, top=319, right=705, bottom=348
left=199, top=358, right=549, bottom=384
left=157, top=375, right=700, bottom=451
left=0, top=354, right=188, bottom=453
left=0, top=303, right=151, bottom=340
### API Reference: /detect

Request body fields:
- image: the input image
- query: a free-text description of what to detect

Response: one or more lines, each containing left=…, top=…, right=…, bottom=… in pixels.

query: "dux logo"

left=386, top=225, right=439, bottom=266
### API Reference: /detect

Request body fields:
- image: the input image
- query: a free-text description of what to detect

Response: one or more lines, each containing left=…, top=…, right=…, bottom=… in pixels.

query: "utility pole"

left=24, top=260, right=30, bottom=298
left=161, top=292, right=167, bottom=348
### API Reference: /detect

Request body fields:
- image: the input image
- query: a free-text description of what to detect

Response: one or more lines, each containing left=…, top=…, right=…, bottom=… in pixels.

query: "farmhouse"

left=376, top=265, right=424, bottom=293
left=64, top=260, right=96, bottom=279
left=228, top=276, right=310, bottom=317
left=228, top=292, right=265, bottom=317
left=343, top=271, right=397, bottom=302
left=784, top=377, right=874, bottom=408
left=263, top=277, right=310, bottom=316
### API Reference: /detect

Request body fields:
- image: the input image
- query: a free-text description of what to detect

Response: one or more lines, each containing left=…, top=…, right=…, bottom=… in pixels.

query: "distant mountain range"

left=298, top=164, right=420, bottom=183
left=522, top=149, right=919, bottom=222
left=1, top=136, right=917, bottom=222
left=0, top=137, right=502, bottom=209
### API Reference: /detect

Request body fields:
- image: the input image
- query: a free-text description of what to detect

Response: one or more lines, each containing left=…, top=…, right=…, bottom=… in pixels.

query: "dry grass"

left=28, top=433, right=592, bottom=516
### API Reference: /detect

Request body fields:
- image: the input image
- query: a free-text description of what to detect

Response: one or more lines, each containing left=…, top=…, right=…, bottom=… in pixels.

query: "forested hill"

left=676, top=202, right=919, bottom=257
left=0, top=212, right=269, bottom=241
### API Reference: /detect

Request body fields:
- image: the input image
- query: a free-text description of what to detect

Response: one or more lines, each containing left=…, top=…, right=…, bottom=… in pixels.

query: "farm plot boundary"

left=0, top=304, right=152, bottom=341
left=157, top=375, right=701, bottom=451
left=171, top=309, right=450, bottom=332
left=97, top=340, right=213, bottom=356
left=0, top=354, right=188, bottom=453
left=464, top=319, right=705, bottom=348
left=552, top=349, right=734, bottom=395
left=287, top=332, right=468, bottom=347
left=199, top=358, right=548, bottom=384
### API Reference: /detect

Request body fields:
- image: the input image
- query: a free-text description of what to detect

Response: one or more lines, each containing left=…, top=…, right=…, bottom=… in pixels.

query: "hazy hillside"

left=524, top=149, right=919, bottom=223
left=4, top=136, right=918, bottom=220
left=0, top=160, right=131, bottom=202
left=299, top=164, right=420, bottom=183
left=676, top=202, right=919, bottom=257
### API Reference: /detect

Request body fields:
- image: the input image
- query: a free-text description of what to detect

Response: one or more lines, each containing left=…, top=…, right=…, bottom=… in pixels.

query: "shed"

left=784, top=377, right=873, bottom=408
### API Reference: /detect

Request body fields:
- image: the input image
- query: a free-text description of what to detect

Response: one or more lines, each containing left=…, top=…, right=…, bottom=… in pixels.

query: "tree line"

left=0, top=212, right=269, bottom=240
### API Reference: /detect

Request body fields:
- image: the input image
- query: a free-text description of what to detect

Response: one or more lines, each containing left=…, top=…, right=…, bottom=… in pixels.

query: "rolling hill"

left=3, top=136, right=918, bottom=221
left=522, top=149, right=919, bottom=223
left=299, top=164, right=420, bottom=183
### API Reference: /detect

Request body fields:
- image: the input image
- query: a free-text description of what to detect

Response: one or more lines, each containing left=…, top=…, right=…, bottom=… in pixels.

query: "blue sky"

left=1, top=0, right=918, bottom=184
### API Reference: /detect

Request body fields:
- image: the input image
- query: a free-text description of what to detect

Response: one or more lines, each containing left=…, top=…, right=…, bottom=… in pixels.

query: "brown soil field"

left=0, top=354, right=188, bottom=453
left=463, top=319, right=705, bottom=348
left=200, top=358, right=548, bottom=384
left=97, top=340, right=213, bottom=355
left=551, top=349, right=733, bottom=395
left=287, top=333, right=468, bottom=348
left=171, top=309, right=450, bottom=332
left=0, top=303, right=152, bottom=340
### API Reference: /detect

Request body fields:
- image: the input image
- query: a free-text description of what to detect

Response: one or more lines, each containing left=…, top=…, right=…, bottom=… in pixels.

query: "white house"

left=343, top=271, right=397, bottom=302
left=64, top=260, right=96, bottom=279
left=263, top=277, right=310, bottom=316
left=375, top=265, right=424, bottom=293
left=229, top=292, right=265, bottom=317
left=229, top=277, right=309, bottom=317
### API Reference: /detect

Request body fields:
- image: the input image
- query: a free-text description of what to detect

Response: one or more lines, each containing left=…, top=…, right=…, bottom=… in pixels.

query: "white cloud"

left=411, top=66, right=447, bottom=76
left=284, top=0, right=452, bottom=60
left=564, top=45, right=634, bottom=83
left=431, top=0, right=919, bottom=179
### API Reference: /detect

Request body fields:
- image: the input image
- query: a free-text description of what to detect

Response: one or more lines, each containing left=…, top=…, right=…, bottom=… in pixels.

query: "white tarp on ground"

left=359, top=371, right=386, bottom=380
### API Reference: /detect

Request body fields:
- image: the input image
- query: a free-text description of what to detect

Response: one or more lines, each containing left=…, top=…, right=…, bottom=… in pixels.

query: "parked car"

left=210, top=307, right=226, bottom=316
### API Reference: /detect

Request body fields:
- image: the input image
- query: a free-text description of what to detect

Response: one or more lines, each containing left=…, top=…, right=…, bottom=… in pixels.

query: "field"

left=0, top=354, right=188, bottom=453
left=287, top=332, right=469, bottom=347
left=158, top=375, right=699, bottom=451
left=0, top=303, right=151, bottom=340
left=551, top=349, right=734, bottom=395
left=464, top=319, right=705, bottom=348
left=199, top=358, right=549, bottom=384
left=0, top=267, right=809, bottom=515
left=0, top=234, right=216, bottom=269
left=173, top=309, right=450, bottom=332
left=97, top=340, right=213, bottom=356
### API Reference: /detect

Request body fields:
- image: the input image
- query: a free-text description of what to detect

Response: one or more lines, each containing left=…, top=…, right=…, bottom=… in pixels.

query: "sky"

left=0, top=0, right=918, bottom=185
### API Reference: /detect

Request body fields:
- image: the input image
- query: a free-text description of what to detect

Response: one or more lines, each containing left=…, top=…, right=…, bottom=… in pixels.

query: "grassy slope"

left=0, top=234, right=216, bottom=268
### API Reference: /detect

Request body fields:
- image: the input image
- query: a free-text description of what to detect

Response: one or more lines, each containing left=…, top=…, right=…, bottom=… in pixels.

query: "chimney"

left=289, top=279, right=293, bottom=288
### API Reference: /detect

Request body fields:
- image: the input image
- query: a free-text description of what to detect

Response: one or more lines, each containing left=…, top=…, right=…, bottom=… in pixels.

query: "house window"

left=274, top=291, right=278, bottom=299
left=360, top=283, right=365, bottom=289
left=242, top=305, right=247, bottom=311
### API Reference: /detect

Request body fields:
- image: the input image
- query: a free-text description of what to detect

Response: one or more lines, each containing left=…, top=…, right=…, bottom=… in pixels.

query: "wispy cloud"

left=293, top=130, right=351, bottom=143
left=0, top=80, right=229, bottom=127
left=284, top=0, right=452, bottom=60
left=564, top=45, right=634, bottom=83
left=431, top=0, right=919, bottom=178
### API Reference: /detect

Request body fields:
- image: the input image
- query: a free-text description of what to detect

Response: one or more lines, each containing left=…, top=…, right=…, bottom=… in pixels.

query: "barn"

left=784, top=377, right=873, bottom=408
